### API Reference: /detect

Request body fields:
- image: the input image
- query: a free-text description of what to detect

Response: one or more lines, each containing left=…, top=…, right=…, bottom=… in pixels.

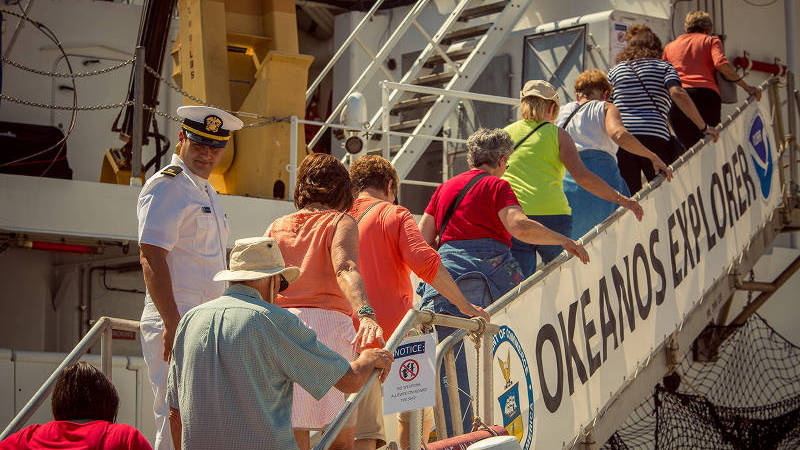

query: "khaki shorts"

left=353, top=380, right=386, bottom=447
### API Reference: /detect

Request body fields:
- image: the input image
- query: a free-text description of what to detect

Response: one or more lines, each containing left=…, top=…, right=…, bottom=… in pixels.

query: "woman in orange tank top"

left=266, top=153, right=383, bottom=450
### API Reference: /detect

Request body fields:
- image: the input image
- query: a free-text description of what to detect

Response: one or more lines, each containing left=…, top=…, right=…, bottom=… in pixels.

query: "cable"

left=0, top=7, right=78, bottom=175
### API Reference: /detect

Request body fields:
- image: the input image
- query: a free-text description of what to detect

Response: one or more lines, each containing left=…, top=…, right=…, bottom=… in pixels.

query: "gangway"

left=316, top=76, right=800, bottom=449
left=306, top=0, right=534, bottom=179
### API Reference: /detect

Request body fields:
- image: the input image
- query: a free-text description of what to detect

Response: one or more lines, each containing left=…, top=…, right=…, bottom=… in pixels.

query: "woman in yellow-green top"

left=502, top=80, right=644, bottom=277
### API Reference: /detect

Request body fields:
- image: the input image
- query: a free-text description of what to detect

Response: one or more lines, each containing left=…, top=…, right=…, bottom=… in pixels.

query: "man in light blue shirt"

left=167, top=237, right=393, bottom=449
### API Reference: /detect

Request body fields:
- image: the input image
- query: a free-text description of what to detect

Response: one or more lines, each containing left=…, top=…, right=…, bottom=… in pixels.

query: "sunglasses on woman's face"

left=279, top=275, right=289, bottom=292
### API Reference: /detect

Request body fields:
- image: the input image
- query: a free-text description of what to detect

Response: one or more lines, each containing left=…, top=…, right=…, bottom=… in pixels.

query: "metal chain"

left=0, top=94, right=131, bottom=110
left=143, top=63, right=208, bottom=106
left=142, top=104, right=288, bottom=128
left=2, top=56, right=134, bottom=78
left=142, top=62, right=290, bottom=126
left=143, top=104, right=182, bottom=123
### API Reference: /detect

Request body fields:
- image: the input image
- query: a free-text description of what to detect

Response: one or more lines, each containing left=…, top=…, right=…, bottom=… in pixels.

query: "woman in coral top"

left=663, top=10, right=761, bottom=149
left=266, top=153, right=383, bottom=450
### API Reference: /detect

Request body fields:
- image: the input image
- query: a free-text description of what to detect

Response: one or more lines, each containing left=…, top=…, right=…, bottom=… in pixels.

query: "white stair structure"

left=305, top=0, right=534, bottom=178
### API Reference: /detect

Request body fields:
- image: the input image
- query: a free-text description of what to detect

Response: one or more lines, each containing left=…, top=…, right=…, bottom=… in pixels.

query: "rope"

left=2, top=56, right=134, bottom=78
left=468, top=318, right=487, bottom=433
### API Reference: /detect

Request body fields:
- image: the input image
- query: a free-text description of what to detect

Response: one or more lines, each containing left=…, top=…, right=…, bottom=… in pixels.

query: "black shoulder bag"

left=557, top=101, right=588, bottom=129
left=434, top=172, right=489, bottom=248
left=513, top=121, right=550, bottom=150
left=355, top=199, right=385, bottom=224
left=625, top=61, right=685, bottom=156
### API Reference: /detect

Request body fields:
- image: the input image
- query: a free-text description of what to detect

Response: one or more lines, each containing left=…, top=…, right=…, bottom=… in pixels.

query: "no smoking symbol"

left=399, top=359, right=419, bottom=382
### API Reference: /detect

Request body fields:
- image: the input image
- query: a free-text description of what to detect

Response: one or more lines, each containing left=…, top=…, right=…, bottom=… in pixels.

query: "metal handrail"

left=0, top=316, right=140, bottom=440
left=305, top=0, right=387, bottom=104
left=314, top=309, right=499, bottom=450
left=306, top=0, right=434, bottom=150
left=379, top=81, right=520, bottom=166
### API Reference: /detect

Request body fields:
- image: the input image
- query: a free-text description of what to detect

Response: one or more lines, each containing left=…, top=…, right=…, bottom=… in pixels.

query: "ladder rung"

left=457, top=1, right=508, bottom=22
left=424, top=47, right=474, bottom=68
left=391, top=119, right=422, bottom=132
left=440, top=23, right=492, bottom=46
left=413, top=71, right=456, bottom=87
left=391, top=95, right=438, bottom=113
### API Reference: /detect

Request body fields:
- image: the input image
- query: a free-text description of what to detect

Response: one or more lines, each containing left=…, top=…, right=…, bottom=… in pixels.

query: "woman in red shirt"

left=1, top=362, right=151, bottom=450
left=417, top=128, right=589, bottom=436
left=663, top=10, right=761, bottom=149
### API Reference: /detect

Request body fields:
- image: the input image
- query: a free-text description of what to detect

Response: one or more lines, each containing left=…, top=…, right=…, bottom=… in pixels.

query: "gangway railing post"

left=786, top=71, right=798, bottom=204
left=101, top=325, right=113, bottom=380
left=443, top=349, right=464, bottom=437
left=481, top=333, right=493, bottom=424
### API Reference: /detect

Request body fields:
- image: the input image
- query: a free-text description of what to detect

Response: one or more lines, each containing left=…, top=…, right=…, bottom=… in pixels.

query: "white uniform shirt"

left=137, top=154, right=229, bottom=309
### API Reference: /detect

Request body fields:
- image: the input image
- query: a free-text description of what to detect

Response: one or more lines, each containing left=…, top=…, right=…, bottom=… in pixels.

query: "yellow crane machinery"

left=102, top=0, right=312, bottom=200
left=171, top=0, right=312, bottom=198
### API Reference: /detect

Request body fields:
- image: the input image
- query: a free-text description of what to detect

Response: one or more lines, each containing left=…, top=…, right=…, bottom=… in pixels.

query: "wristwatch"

left=700, top=123, right=709, bottom=132
left=357, top=305, right=376, bottom=319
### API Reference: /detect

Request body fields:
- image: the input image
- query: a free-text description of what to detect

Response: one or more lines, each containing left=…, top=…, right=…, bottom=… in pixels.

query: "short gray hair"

left=466, top=128, right=514, bottom=168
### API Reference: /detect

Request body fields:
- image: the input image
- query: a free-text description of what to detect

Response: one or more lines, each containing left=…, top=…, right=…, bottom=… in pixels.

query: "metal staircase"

left=305, top=0, right=533, bottom=178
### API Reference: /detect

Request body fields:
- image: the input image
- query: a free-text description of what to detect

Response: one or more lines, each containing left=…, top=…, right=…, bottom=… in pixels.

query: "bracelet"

left=357, top=305, right=376, bottom=319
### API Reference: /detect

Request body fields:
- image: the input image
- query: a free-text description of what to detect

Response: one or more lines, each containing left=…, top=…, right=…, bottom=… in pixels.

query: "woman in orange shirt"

left=663, top=10, right=761, bottom=149
left=266, top=153, right=383, bottom=450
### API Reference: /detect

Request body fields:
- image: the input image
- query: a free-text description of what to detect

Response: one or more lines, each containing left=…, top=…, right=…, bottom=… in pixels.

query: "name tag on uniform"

left=201, top=206, right=212, bottom=213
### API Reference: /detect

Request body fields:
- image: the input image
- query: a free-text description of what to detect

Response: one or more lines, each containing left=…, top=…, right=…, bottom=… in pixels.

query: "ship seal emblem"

left=492, top=325, right=534, bottom=449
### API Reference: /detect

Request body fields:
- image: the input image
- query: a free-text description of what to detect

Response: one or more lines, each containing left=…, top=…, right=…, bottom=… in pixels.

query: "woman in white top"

left=557, top=69, right=673, bottom=239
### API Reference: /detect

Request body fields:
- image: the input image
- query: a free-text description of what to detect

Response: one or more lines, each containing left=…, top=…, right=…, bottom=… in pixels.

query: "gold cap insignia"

left=204, top=115, right=223, bottom=133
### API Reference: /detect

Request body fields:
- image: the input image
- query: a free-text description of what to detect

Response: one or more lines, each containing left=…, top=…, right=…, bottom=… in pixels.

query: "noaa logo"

left=493, top=326, right=534, bottom=449
left=746, top=111, right=773, bottom=199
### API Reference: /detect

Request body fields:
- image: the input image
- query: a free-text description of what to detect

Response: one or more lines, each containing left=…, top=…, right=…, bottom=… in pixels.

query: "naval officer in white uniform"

left=137, top=105, right=243, bottom=450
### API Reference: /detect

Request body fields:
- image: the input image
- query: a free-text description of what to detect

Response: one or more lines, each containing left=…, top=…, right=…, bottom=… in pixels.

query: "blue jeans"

left=510, top=214, right=572, bottom=278
left=563, top=150, right=630, bottom=240
left=418, top=239, right=523, bottom=437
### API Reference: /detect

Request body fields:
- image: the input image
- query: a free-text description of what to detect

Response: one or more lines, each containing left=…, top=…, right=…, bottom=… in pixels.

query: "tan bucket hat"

left=213, top=237, right=300, bottom=283
left=520, top=79, right=559, bottom=102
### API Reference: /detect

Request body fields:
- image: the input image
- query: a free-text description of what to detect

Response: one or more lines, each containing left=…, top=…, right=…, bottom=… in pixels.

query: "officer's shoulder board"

left=160, top=165, right=183, bottom=178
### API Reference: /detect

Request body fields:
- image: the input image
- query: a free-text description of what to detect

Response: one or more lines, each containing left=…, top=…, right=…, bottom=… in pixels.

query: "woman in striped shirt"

left=608, top=25, right=718, bottom=194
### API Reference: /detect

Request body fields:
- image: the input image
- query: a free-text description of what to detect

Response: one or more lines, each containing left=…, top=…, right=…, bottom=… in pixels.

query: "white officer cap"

left=177, top=105, right=244, bottom=148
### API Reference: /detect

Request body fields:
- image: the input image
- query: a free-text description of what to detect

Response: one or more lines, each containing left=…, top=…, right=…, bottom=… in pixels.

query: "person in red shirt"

left=417, top=128, right=589, bottom=436
left=663, top=10, right=761, bottom=149
left=1, top=362, right=152, bottom=450
left=347, top=155, right=488, bottom=450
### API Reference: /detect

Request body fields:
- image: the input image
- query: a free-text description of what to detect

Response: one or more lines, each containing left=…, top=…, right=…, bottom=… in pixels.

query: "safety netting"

left=602, top=314, right=800, bottom=450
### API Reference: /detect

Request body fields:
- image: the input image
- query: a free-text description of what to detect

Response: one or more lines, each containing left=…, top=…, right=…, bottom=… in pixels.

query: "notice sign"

left=383, top=333, right=436, bottom=415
